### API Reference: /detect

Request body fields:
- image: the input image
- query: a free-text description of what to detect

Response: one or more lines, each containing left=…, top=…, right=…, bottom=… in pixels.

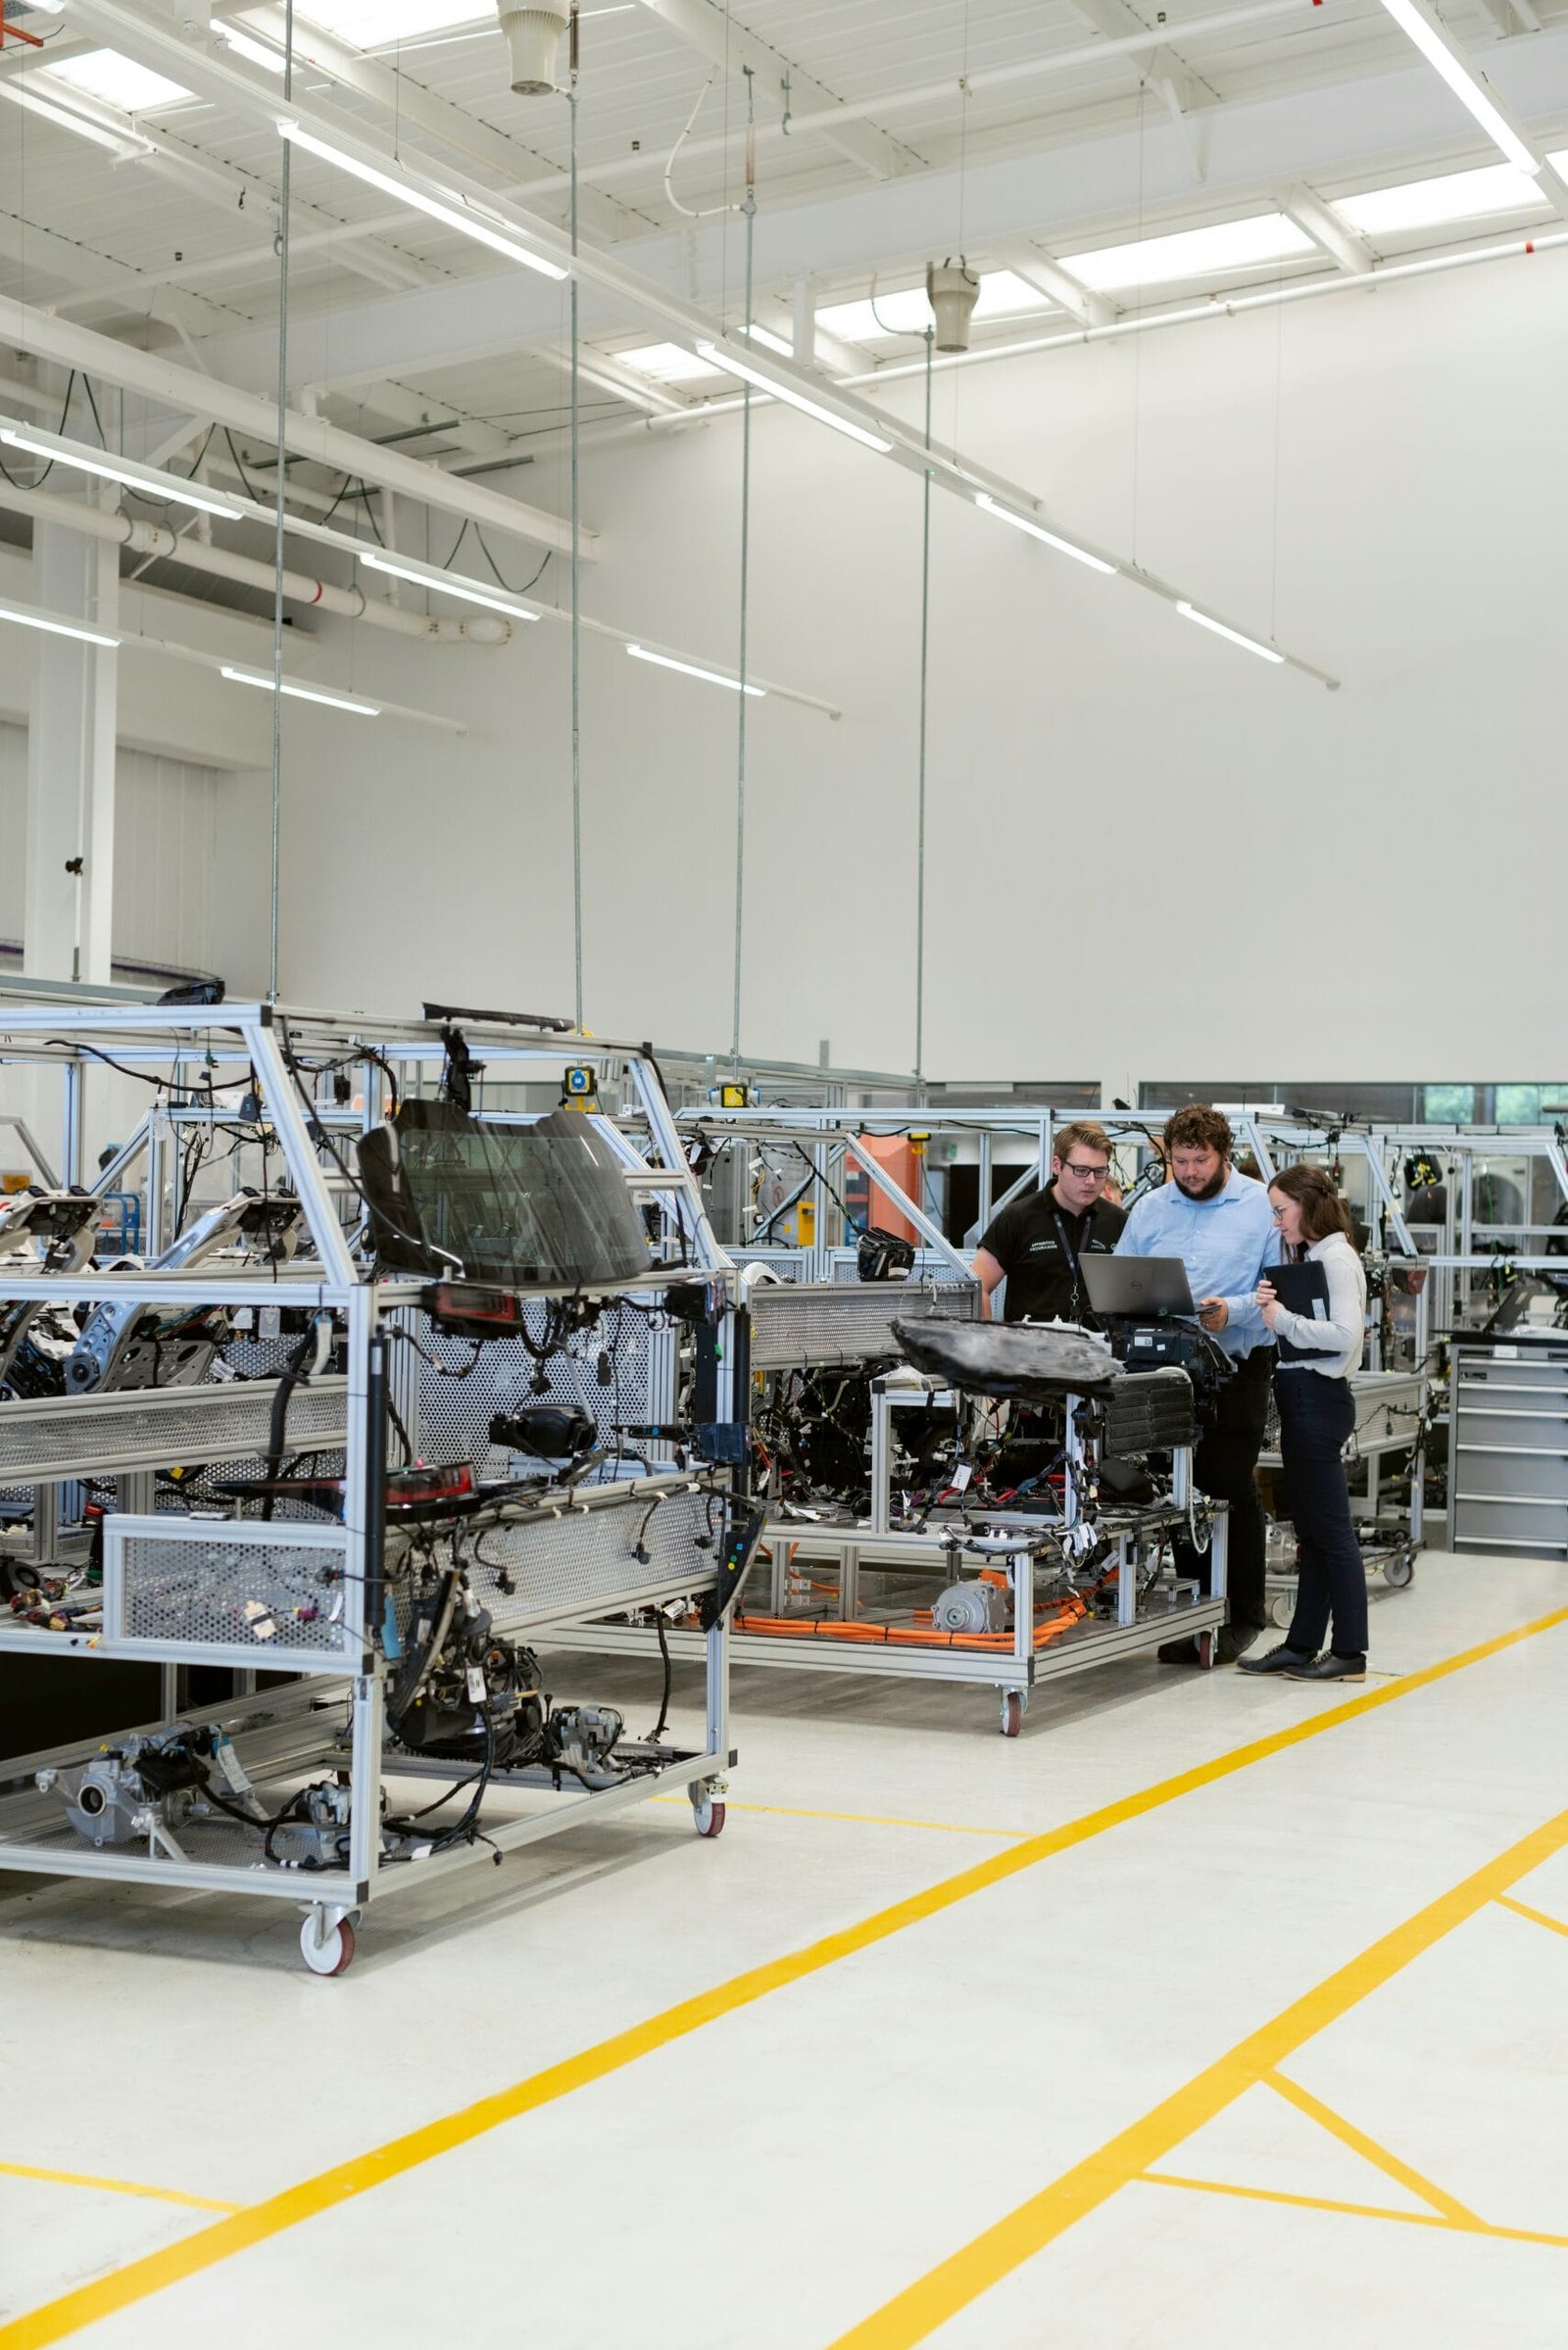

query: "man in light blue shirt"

left=1117, top=1105, right=1278, bottom=1662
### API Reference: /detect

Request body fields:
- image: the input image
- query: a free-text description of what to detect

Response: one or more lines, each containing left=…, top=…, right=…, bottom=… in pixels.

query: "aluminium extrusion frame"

left=550, top=1268, right=1228, bottom=1733
left=0, top=1002, right=742, bottom=1967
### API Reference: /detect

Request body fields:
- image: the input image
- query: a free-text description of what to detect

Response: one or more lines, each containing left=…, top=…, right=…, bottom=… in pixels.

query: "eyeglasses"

left=1270, top=1204, right=1290, bottom=1219
left=1062, top=1163, right=1110, bottom=1182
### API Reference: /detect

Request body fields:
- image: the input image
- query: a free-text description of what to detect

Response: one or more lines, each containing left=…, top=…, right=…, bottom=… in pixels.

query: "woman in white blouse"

left=1238, top=1163, right=1370, bottom=1683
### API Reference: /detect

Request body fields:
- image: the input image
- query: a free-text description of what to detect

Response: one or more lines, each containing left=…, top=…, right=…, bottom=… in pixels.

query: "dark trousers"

left=1276, top=1370, right=1367, bottom=1658
left=1172, top=1346, right=1273, bottom=1631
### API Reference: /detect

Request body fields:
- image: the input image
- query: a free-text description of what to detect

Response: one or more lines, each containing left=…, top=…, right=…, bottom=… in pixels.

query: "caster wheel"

left=300, top=1915, right=356, bottom=1976
left=1270, top=1592, right=1296, bottom=1630
left=1196, top=1631, right=1217, bottom=1670
left=691, top=1787, right=726, bottom=1837
left=1384, top=1551, right=1415, bottom=1590
left=1000, top=1692, right=1023, bottom=1738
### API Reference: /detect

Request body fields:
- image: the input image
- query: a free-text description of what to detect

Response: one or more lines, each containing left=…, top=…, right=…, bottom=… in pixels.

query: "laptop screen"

left=1078, top=1254, right=1198, bottom=1318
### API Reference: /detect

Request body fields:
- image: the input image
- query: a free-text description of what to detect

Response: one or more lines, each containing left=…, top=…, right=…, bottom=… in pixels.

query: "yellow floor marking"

left=1495, top=1892, right=1568, bottom=1943
left=5, top=1604, right=1565, bottom=2350
left=0, top=2162, right=240, bottom=2218
left=651, top=1794, right=1025, bottom=1837
left=1142, top=2171, right=1568, bottom=2250
left=825, top=1802, right=1568, bottom=2349
left=1264, top=2067, right=1480, bottom=2224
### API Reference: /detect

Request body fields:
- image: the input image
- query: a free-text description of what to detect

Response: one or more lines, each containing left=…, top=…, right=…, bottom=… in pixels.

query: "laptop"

left=1079, top=1254, right=1198, bottom=1319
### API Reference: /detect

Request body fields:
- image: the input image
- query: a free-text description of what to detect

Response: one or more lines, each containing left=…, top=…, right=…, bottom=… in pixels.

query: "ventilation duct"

left=925, top=260, right=981, bottom=354
left=497, top=3, right=570, bottom=95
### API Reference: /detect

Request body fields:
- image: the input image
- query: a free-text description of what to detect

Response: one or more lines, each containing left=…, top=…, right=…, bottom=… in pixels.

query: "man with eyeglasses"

left=972, top=1121, right=1127, bottom=1326
left=1115, top=1102, right=1278, bottom=1664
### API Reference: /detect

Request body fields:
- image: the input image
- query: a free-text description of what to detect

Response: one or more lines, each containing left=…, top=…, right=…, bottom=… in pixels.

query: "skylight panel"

left=617, top=343, right=725, bottom=383
left=816, top=269, right=1054, bottom=345
left=1060, top=214, right=1315, bottom=292
left=268, top=1, right=491, bottom=44
left=1334, top=163, right=1549, bottom=235
left=41, top=49, right=196, bottom=113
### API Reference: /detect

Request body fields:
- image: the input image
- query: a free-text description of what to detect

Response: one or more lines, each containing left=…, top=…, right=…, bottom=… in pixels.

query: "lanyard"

left=1051, top=1198, right=1091, bottom=1315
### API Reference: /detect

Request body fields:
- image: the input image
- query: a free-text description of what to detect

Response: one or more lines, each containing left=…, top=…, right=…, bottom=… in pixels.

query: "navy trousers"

left=1275, top=1369, right=1367, bottom=1657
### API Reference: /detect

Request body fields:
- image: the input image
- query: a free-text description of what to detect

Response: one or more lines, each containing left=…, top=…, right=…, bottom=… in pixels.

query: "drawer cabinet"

left=1449, top=1339, right=1568, bottom=1558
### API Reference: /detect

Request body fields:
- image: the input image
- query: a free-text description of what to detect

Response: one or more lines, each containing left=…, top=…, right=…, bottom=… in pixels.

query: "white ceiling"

left=1, top=0, right=1566, bottom=546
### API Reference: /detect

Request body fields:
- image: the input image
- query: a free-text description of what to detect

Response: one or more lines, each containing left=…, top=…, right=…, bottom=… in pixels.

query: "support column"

left=24, top=501, right=119, bottom=985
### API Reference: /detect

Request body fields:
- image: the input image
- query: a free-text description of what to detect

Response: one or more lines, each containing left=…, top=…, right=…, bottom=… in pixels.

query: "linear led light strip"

left=0, top=594, right=119, bottom=650
left=357, top=546, right=540, bottom=619
left=277, top=121, right=567, bottom=281
left=0, top=421, right=242, bottom=519
left=220, top=665, right=381, bottom=716
left=694, top=341, right=895, bottom=453
left=627, top=645, right=763, bottom=697
left=1374, top=0, right=1544, bottom=177
left=1175, top=602, right=1284, bottom=664
left=974, top=493, right=1116, bottom=575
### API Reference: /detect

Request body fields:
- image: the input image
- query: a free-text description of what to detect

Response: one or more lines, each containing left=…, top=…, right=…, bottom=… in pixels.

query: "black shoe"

left=1215, top=1626, right=1259, bottom=1666
left=1237, top=1642, right=1316, bottom=1676
left=1156, top=1637, right=1200, bottom=1665
left=1285, top=1651, right=1367, bottom=1683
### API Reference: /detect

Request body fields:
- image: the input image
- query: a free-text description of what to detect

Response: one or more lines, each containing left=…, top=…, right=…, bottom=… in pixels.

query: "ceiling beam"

left=1282, top=182, right=1376, bottom=272
left=0, top=290, right=595, bottom=558
left=1061, top=0, right=1217, bottom=117
left=993, top=245, right=1118, bottom=328
left=633, top=0, right=920, bottom=182
left=181, top=23, right=1568, bottom=402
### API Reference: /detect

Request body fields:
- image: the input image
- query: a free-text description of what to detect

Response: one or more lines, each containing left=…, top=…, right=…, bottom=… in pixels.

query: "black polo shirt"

left=979, top=1182, right=1127, bottom=1324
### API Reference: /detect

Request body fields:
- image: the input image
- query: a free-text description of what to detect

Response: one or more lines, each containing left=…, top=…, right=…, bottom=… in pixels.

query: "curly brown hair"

left=1162, top=1104, right=1233, bottom=1157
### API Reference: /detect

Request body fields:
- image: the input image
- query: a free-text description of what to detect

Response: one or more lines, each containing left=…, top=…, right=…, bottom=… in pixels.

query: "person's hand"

left=1255, top=1279, right=1279, bottom=1332
left=1198, top=1295, right=1229, bottom=1332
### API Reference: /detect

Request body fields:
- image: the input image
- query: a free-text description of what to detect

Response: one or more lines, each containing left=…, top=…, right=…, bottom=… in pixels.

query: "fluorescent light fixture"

left=1061, top=214, right=1315, bottom=292
left=220, top=666, right=381, bottom=715
left=692, top=342, right=894, bottom=453
left=741, top=321, right=795, bottom=357
left=974, top=493, right=1116, bottom=575
left=817, top=270, right=1054, bottom=345
left=218, top=26, right=289, bottom=74
left=41, top=48, right=196, bottom=113
left=358, top=548, right=541, bottom=618
left=1175, top=602, right=1284, bottom=664
left=0, top=81, right=154, bottom=159
left=0, top=596, right=119, bottom=650
left=0, top=423, right=243, bottom=519
left=277, top=121, right=568, bottom=280
left=627, top=645, right=764, bottom=698
left=618, top=341, right=727, bottom=384
left=1374, top=0, right=1542, bottom=173
left=1335, top=163, right=1548, bottom=235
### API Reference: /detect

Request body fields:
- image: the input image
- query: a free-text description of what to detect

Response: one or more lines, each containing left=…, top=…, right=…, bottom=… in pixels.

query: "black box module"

left=1102, top=1369, right=1197, bottom=1457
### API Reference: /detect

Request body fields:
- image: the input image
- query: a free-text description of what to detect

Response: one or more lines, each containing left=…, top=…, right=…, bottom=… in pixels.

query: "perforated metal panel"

left=411, top=1303, right=658, bottom=1481
left=0, top=1378, right=351, bottom=1485
left=450, top=1481, right=718, bottom=1636
left=748, top=1282, right=978, bottom=1371
left=103, top=1515, right=361, bottom=1669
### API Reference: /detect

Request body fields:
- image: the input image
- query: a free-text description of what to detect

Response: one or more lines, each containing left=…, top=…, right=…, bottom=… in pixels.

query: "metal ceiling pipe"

left=0, top=475, right=512, bottom=642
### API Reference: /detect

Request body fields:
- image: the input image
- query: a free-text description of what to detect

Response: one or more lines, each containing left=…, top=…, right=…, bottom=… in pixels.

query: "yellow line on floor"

left=1141, top=2171, right=1568, bottom=2250
left=1495, top=1892, right=1568, bottom=1942
left=0, top=2161, right=240, bottom=2217
left=652, top=1794, right=1026, bottom=1837
left=1264, top=2068, right=1479, bottom=2224
left=825, top=1801, right=1568, bottom=2349
left=5, top=1603, right=1564, bottom=2350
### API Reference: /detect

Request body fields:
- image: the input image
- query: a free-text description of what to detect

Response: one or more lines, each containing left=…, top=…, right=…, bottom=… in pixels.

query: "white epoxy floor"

left=3, top=1548, right=1567, bottom=2348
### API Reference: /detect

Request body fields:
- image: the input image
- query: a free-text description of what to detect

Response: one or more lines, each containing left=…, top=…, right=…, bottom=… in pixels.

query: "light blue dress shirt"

left=1115, top=1169, right=1279, bottom=1357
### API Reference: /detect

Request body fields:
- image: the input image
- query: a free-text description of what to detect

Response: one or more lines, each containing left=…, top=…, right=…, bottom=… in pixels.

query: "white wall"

left=181, top=248, right=1568, bottom=1074
left=0, top=719, right=221, bottom=979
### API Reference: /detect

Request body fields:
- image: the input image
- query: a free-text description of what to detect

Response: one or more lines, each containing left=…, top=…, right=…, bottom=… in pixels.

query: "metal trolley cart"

left=555, top=1278, right=1228, bottom=1736
left=0, top=1003, right=744, bottom=1972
